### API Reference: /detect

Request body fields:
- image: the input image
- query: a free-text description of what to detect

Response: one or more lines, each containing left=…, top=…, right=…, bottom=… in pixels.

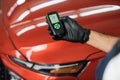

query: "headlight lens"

left=10, top=56, right=88, bottom=76
left=50, top=64, right=83, bottom=74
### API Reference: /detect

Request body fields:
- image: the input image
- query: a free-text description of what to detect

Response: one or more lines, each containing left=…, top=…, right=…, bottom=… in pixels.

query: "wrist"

left=80, top=29, right=91, bottom=43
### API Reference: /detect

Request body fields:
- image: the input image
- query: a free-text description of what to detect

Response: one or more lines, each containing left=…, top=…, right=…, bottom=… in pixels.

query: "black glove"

left=48, top=16, right=90, bottom=43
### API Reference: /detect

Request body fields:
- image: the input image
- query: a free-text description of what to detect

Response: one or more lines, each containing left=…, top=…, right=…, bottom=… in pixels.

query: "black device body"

left=46, top=12, right=65, bottom=37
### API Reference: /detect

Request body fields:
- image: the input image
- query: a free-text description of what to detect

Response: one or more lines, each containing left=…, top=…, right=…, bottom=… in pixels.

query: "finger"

left=47, top=26, right=53, bottom=35
left=48, top=30, right=53, bottom=35
left=47, top=26, right=51, bottom=30
left=60, top=16, right=69, bottom=21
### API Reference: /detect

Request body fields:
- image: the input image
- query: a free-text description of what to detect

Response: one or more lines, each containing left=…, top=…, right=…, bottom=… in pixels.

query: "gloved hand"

left=48, top=16, right=90, bottom=43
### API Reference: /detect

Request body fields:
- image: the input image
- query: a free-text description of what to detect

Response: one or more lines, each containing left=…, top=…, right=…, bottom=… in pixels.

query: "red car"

left=0, top=0, right=120, bottom=80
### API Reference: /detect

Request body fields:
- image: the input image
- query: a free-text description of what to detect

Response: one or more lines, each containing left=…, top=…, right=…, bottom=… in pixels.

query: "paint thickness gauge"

left=46, top=12, right=65, bottom=37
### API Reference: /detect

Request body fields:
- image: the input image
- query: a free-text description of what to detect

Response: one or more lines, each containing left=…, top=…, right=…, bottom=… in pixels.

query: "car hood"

left=1, top=0, right=120, bottom=64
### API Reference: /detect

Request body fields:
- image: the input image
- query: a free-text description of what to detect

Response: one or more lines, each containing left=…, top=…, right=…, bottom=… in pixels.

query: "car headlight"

left=10, top=56, right=88, bottom=76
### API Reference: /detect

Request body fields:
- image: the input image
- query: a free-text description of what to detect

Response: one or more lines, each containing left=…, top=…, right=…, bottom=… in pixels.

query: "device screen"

left=49, top=14, right=59, bottom=24
left=46, top=12, right=65, bottom=37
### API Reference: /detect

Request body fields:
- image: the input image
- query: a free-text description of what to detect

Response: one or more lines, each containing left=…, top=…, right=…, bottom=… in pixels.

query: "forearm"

left=47, top=16, right=119, bottom=53
left=87, top=30, right=119, bottom=53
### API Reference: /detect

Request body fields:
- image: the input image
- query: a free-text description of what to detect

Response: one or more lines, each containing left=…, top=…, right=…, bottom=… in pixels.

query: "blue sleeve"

left=96, top=39, right=120, bottom=80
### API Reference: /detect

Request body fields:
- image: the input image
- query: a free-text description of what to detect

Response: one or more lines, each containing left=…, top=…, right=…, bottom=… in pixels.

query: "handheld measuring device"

left=46, top=12, right=65, bottom=37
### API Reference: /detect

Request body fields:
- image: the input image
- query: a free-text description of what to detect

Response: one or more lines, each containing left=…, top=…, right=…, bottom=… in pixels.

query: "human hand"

left=48, top=16, right=90, bottom=43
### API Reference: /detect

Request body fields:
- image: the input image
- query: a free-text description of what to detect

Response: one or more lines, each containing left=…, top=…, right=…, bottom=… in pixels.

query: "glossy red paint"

left=0, top=0, right=120, bottom=80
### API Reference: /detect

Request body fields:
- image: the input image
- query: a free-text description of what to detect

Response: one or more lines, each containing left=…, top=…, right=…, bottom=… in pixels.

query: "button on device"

left=54, top=23, right=60, bottom=29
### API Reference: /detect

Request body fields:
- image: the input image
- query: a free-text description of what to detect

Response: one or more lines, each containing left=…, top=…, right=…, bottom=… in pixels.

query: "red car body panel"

left=0, top=0, right=120, bottom=80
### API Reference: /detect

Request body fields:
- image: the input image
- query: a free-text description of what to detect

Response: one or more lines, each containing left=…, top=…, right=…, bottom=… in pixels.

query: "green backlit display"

left=49, top=14, right=59, bottom=24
